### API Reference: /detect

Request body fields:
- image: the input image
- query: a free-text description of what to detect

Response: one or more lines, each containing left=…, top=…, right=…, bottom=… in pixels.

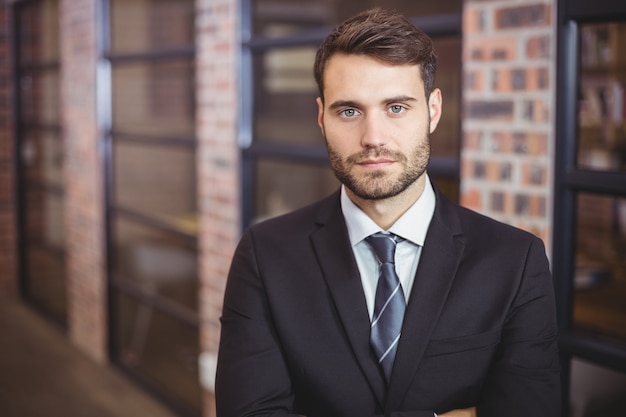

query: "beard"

left=325, top=135, right=431, bottom=201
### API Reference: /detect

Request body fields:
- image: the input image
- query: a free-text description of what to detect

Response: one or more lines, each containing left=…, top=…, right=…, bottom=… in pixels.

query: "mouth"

left=357, top=158, right=395, bottom=169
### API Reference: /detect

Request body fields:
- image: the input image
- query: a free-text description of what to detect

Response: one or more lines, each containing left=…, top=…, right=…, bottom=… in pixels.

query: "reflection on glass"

left=114, top=141, right=197, bottom=228
left=110, top=0, right=194, bottom=54
left=255, top=159, right=339, bottom=222
left=112, top=290, right=201, bottom=415
left=574, top=193, right=626, bottom=345
left=113, top=217, right=198, bottom=312
left=112, top=59, right=195, bottom=137
left=578, top=22, right=626, bottom=172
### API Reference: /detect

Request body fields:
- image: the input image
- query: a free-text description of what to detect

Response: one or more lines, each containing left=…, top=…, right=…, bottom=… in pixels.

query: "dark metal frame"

left=239, top=0, right=463, bottom=230
left=554, top=0, right=626, bottom=412
left=12, top=0, right=67, bottom=327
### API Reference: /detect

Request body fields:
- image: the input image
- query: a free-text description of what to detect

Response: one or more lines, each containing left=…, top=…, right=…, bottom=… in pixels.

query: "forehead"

left=322, top=53, right=425, bottom=100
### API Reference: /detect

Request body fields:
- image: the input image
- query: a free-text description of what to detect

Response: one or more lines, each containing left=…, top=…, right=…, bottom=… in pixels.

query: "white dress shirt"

left=340, top=175, right=436, bottom=319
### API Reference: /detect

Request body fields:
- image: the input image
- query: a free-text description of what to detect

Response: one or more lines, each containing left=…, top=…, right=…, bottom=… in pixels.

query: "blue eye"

left=341, top=109, right=357, bottom=118
left=389, top=105, right=405, bottom=114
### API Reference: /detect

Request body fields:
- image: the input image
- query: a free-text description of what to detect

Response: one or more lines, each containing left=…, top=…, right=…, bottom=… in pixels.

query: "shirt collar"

left=341, top=174, right=436, bottom=247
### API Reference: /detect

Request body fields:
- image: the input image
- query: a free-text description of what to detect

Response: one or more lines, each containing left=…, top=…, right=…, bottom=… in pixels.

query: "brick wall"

left=60, top=0, right=107, bottom=362
left=0, top=2, right=18, bottom=295
left=196, top=0, right=239, bottom=414
left=461, top=0, right=555, bottom=250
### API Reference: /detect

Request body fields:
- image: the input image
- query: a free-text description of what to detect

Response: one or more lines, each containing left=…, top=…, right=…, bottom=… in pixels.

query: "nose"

left=360, top=113, right=387, bottom=148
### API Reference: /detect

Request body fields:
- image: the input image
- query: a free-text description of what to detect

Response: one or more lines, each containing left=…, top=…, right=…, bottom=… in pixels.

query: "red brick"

left=495, top=4, right=551, bottom=30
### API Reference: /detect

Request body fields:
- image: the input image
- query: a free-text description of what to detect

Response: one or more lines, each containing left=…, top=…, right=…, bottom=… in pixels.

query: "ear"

left=316, top=97, right=325, bottom=135
left=428, top=88, right=442, bottom=134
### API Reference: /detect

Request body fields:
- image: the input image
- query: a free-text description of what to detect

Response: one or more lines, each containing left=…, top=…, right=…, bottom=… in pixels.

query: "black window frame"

left=13, top=0, right=67, bottom=327
left=98, top=1, right=201, bottom=416
left=554, top=0, right=626, bottom=410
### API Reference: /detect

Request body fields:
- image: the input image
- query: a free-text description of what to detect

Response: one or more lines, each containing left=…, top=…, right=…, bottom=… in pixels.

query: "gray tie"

left=366, top=232, right=406, bottom=381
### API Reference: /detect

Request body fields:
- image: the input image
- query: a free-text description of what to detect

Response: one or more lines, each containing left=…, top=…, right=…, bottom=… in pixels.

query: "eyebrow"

left=328, top=95, right=419, bottom=111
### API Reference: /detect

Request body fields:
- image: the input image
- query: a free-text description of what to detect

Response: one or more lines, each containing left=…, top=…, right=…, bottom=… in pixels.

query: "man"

left=216, top=8, right=561, bottom=417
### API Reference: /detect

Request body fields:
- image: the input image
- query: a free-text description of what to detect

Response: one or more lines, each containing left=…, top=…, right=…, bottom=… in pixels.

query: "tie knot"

left=366, top=232, right=403, bottom=264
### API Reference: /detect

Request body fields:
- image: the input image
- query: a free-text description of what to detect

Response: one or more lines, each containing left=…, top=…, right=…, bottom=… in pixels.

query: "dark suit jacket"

left=215, top=187, right=561, bottom=417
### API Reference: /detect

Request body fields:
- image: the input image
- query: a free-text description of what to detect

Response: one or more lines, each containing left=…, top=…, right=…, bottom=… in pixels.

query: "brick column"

left=196, top=0, right=240, bottom=415
left=461, top=0, right=556, bottom=250
left=60, top=0, right=107, bottom=362
left=0, top=2, right=18, bottom=295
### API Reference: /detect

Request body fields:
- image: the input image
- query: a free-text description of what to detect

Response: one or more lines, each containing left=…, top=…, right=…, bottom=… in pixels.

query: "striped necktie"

left=366, top=232, right=406, bottom=381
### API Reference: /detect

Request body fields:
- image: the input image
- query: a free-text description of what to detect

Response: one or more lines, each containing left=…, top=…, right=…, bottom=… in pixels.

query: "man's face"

left=317, top=53, right=442, bottom=201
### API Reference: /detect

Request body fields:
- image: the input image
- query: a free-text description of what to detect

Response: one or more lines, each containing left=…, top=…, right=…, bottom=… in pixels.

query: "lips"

left=358, top=158, right=395, bottom=168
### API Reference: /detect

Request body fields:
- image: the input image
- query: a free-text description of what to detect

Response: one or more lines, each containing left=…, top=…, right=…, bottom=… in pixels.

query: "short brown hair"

left=314, top=8, right=437, bottom=101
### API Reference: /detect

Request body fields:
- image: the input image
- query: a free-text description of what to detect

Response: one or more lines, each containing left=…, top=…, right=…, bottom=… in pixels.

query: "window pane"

left=253, top=47, right=321, bottom=145
left=111, top=290, right=201, bottom=415
left=112, top=59, right=195, bottom=138
left=254, top=159, right=339, bottom=222
left=21, top=131, right=63, bottom=188
left=578, top=22, right=626, bottom=172
left=573, top=193, right=626, bottom=346
left=110, top=0, right=194, bottom=54
left=25, top=190, right=65, bottom=250
left=431, top=174, right=459, bottom=203
left=253, top=0, right=463, bottom=37
left=113, top=217, right=198, bottom=312
left=18, top=0, right=60, bottom=65
left=114, top=140, right=197, bottom=226
left=570, top=358, right=626, bottom=416
left=19, top=69, right=60, bottom=125
left=431, top=36, right=461, bottom=159
left=24, top=245, right=66, bottom=323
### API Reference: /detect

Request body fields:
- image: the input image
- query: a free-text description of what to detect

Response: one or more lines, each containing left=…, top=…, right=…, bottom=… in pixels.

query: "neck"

left=346, top=175, right=427, bottom=230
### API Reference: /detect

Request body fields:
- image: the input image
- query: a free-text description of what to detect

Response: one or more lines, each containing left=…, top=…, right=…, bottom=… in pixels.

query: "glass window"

left=253, top=0, right=463, bottom=37
left=16, top=0, right=65, bottom=325
left=110, top=0, right=194, bottom=54
left=111, top=291, right=202, bottom=416
left=578, top=22, right=626, bottom=172
left=431, top=36, right=461, bottom=159
left=19, top=70, right=60, bottom=125
left=17, top=0, right=60, bottom=65
left=114, top=141, right=197, bottom=224
left=113, top=218, right=198, bottom=312
left=112, top=59, right=195, bottom=137
left=253, top=46, right=321, bottom=146
left=107, top=0, right=199, bottom=414
left=21, top=131, right=63, bottom=188
left=573, top=193, right=626, bottom=346
left=23, top=245, right=66, bottom=323
left=254, top=159, right=339, bottom=222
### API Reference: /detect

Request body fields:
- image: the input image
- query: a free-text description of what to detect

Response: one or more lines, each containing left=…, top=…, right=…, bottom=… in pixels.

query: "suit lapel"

left=310, top=193, right=387, bottom=409
left=386, top=190, right=466, bottom=411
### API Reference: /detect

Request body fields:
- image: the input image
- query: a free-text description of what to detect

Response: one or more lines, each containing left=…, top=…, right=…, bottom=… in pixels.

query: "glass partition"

left=578, top=22, right=626, bottom=172
left=16, top=0, right=66, bottom=326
